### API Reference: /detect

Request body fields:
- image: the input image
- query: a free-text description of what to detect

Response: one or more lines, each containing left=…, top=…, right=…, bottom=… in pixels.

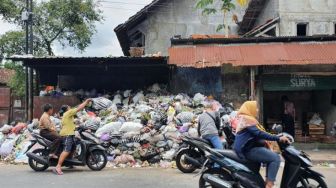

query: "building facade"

left=115, top=0, right=246, bottom=56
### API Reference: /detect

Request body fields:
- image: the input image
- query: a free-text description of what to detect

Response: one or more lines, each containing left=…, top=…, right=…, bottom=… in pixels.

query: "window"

left=130, top=30, right=145, bottom=47
left=334, top=23, right=336, bottom=35
left=297, top=23, right=308, bottom=36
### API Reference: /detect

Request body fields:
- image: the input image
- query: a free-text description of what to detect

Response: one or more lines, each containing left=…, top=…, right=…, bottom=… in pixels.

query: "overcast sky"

left=0, top=0, right=153, bottom=57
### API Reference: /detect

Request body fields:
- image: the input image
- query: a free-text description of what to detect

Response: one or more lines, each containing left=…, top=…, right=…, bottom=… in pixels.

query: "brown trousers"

left=40, top=129, right=62, bottom=154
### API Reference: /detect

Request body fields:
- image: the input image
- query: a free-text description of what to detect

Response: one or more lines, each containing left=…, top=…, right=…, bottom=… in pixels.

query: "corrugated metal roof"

left=168, top=41, right=336, bottom=67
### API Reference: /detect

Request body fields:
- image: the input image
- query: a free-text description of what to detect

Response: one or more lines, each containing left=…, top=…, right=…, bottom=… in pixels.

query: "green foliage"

left=216, top=24, right=225, bottom=32
left=195, top=0, right=246, bottom=32
left=33, top=0, right=103, bottom=55
left=3, top=62, right=25, bottom=97
left=0, top=0, right=103, bottom=55
left=0, top=31, right=46, bottom=58
left=196, top=0, right=235, bottom=16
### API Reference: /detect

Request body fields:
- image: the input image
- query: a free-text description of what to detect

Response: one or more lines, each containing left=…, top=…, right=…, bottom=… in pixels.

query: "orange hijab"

left=236, top=101, right=266, bottom=133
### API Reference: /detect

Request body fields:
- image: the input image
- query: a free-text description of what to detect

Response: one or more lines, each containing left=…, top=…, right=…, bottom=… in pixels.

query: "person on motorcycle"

left=198, top=100, right=223, bottom=150
left=233, top=101, right=289, bottom=188
left=54, top=99, right=92, bottom=175
left=39, top=104, right=62, bottom=159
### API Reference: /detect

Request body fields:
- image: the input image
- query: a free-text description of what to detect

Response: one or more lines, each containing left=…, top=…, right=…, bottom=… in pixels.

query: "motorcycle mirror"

left=272, top=124, right=283, bottom=134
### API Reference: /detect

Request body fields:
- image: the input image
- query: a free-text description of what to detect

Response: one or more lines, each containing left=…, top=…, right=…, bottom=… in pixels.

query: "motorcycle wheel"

left=199, top=168, right=233, bottom=188
left=176, top=149, right=198, bottom=173
left=28, top=149, right=49, bottom=171
left=87, top=150, right=107, bottom=171
left=296, top=173, right=327, bottom=188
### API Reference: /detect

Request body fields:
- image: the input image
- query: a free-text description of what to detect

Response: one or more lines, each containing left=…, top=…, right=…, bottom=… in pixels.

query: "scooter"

left=175, top=109, right=236, bottom=173
left=25, top=127, right=107, bottom=171
left=197, top=133, right=327, bottom=188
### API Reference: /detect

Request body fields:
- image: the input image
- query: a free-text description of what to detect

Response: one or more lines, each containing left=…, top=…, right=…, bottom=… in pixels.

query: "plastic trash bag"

left=193, top=93, right=206, bottom=105
left=0, top=125, right=13, bottom=134
left=162, top=149, right=176, bottom=160
left=84, top=117, right=101, bottom=131
left=119, top=122, right=143, bottom=133
left=11, top=123, right=27, bottom=134
left=95, top=122, right=122, bottom=137
left=175, top=112, right=194, bottom=124
left=91, top=97, right=113, bottom=110
left=0, top=139, right=15, bottom=157
left=133, top=91, right=145, bottom=104
left=113, top=154, right=135, bottom=164
left=148, top=83, right=161, bottom=93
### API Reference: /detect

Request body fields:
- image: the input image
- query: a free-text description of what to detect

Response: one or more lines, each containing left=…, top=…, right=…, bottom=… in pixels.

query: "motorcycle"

left=175, top=105, right=236, bottom=174
left=197, top=133, right=327, bottom=188
left=25, top=127, right=108, bottom=172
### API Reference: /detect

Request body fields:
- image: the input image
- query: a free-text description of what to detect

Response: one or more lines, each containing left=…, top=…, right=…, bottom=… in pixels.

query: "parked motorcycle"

left=197, top=133, right=327, bottom=188
left=25, top=127, right=107, bottom=171
left=175, top=105, right=236, bottom=174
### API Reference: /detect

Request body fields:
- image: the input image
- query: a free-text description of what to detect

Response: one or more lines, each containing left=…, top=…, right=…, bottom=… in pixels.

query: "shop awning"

left=169, top=36, right=336, bottom=68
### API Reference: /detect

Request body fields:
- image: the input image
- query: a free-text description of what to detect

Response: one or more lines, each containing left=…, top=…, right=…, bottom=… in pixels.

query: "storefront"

left=259, top=65, right=336, bottom=143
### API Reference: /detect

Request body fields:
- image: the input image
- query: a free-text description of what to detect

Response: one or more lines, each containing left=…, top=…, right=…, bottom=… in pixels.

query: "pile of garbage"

left=0, top=84, right=226, bottom=168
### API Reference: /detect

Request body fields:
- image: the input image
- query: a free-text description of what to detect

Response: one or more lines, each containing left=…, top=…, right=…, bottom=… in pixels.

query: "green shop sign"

left=263, top=74, right=336, bottom=91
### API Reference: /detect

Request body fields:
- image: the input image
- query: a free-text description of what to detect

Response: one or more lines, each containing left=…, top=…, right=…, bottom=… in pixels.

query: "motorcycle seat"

left=35, top=134, right=53, bottom=146
left=215, top=149, right=249, bottom=163
left=193, top=137, right=212, bottom=146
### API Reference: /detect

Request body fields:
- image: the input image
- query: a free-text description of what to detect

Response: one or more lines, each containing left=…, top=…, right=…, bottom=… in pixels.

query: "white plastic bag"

left=91, top=97, right=113, bottom=110
left=133, top=91, right=145, bottom=104
left=119, top=122, right=143, bottom=133
left=95, top=122, right=122, bottom=137
left=0, top=139, right=15, bottom=157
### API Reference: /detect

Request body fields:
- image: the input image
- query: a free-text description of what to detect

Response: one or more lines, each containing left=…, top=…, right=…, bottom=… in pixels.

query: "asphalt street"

left=0, top=165, right=335, bottom=188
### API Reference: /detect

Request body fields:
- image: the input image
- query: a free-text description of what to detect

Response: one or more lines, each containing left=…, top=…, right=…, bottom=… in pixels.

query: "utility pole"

left=23, top=0, right=33, bottom=121
left=28, top=0, right=34, bottom=121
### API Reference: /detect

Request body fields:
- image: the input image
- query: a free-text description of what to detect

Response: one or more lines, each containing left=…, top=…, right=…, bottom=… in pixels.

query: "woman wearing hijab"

left=233, top=101, right=289, bottom=188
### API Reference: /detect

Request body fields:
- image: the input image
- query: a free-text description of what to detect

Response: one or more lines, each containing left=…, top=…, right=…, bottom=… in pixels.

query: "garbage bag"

left=162, top=149, right=176, bottom=160
left=11, top=123, right=27, bottom=134
left=136, top=104, right=153, bottom=113
left=119, top=122, right=143, bottom=133
left=83, top=117, right=101, bottom=131
left=175, top=112, right=194, bottom=124
left=133, top=91, right=145, bottom=104
left=91, top=97, right=113, bottom=110
left=193, top=93, right=206, bottom=104
left=123, top=90, right=132, bottom=98
left=95, top=122, right=122, bottom=137
left=0, top=139, right=15, bottom=157
left=188, top=127, right=198, bottom=137
left=0, top=125, right=13, bottom=134
left=112, top=94, right=122, bottom=105
left=148, top=83, right=161, bottom=93
left=114, top=154, right=135, bottom=164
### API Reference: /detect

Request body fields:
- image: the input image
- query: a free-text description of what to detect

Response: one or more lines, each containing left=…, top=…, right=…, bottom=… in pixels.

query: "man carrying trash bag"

left=53, top=99, right=92, bottom=175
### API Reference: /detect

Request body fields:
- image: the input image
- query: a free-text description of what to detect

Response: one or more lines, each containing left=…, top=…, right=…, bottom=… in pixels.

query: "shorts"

left=62, top=135, right=75, bottom=152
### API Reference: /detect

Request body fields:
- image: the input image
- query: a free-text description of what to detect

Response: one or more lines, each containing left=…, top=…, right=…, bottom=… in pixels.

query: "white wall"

left=252, top=0, right=336, bottom=36
left=128, top=0, right=247, bottom=55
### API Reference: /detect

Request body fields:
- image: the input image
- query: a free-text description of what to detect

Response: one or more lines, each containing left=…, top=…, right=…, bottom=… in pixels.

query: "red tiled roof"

left=0, top=68, right=15, bottom=84
left=168, top=42, right=336, bottom=67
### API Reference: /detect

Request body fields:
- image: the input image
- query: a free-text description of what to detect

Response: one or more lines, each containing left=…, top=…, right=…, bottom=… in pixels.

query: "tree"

left=196, top=0, right=247, bottom=34
left=33, top=0, right=103, bottom=55
left=1, top=0, right=103, bottom=55
left=0, top=31, right=46, bottom=97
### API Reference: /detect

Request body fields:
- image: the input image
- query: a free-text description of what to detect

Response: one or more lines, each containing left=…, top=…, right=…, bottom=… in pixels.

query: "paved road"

left=0, top=165, right=335, bottom=188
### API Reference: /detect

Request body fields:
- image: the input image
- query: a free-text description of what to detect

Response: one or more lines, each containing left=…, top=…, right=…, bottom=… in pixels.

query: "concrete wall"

left=254, top=0, right=336, bottom=36
left=128, top=0, right=246, bottom=55
left=170, top=67, right=223, bottom=99
left=254, top=0, right=279, bottom=26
